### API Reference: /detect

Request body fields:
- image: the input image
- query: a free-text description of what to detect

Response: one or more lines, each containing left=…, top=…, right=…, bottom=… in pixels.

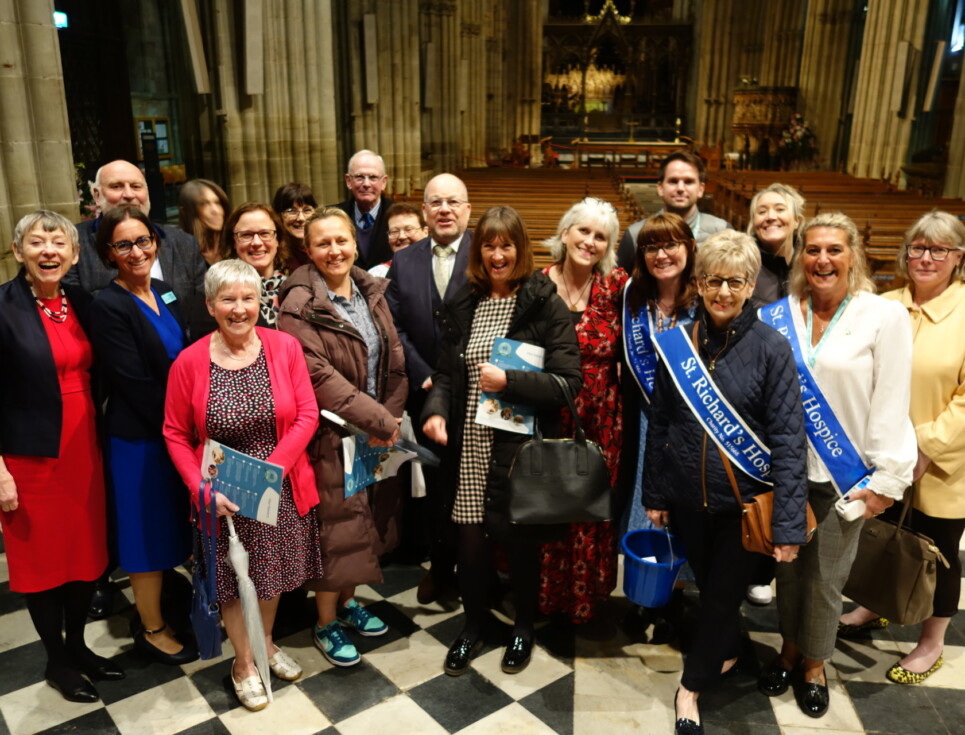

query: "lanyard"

left=805, top=294, right=851, bottom=368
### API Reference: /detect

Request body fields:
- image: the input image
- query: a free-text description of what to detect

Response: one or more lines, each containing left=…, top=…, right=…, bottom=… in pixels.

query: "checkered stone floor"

left=1, top=535, right=963, bottom=735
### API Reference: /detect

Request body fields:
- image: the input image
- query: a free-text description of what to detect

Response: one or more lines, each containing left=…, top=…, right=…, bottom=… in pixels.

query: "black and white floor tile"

left=1, top=537, right=962, bottom=735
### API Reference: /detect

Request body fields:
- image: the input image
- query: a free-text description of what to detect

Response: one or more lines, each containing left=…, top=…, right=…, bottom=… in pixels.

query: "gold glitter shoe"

left=837, top=616, right=889, bottom=637
left=885, top=654, right=943, bottom=685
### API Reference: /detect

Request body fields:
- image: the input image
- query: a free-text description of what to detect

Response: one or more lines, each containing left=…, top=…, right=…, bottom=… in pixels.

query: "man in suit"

left=386, top=173, right=472, bottom=603
left=63, top=160, right=207, bottom=314
left=332, top=150, right=393, bottom=270
left=616, top=150, right=732, bottom=271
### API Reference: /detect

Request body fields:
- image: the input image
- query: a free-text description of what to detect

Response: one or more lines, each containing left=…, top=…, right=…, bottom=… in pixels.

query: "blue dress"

left=108, top=289, right=191, bottom=573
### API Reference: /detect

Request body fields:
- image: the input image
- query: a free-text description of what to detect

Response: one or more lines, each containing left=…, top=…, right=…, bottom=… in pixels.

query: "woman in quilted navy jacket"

left=643, top=230, right=808, bottom=735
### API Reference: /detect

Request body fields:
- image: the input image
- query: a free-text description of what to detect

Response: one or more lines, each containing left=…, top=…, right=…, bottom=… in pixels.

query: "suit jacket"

left=385, top=230, right=471, bottom=392
left=64, top=218, right=208, bottom=337
left=89, top=279, right=185, bottom=439
left=0, top=270, right=95, bottom=457
left=333, top=195, right=393, bottom=270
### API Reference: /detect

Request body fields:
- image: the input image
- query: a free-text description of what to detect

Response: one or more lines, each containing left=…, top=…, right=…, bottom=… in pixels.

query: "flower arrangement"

left=778, top=114, right=817, bottom=165
left=75, top=162, right=98, bottom=220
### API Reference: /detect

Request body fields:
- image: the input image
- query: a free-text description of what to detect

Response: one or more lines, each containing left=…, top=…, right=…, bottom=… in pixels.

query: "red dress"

left=1, top=300, right=108, bottom=593
left=538, top=267, right=627, bottom=623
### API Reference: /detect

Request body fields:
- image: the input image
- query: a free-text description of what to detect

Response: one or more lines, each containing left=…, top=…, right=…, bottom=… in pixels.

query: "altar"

left=572, top=140, right=689, bottom=169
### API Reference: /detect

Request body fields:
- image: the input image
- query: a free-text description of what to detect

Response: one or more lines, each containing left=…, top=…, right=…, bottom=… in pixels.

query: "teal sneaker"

left=313, top=621, right=360, bottom=666
left=336, top=598, right=388, bottom=637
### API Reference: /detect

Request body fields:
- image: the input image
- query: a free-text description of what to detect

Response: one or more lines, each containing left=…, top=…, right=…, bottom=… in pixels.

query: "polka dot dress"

left=205, top=349, right=323, bottom=601
left=452, top=295, right=517, bottom=524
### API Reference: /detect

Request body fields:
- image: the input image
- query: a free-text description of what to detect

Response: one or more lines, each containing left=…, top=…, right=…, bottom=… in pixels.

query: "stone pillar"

left=759, top=0, right=805, bottom=87
left=484, top=6, right=506, bottom=159
left=203, top=0, right=340, bottom=206
left=847, top=0, right=929, bottom=182
left=693, top=0, right=742, bottom=147
left=504, top=0, right=542, bottom=164
left=459, top=0, right=486, bottom=168
left=798, top=0, right=855, bottom=170
left=942, top=49, right=965, bottom=199
left=421, top=1, right=460, bottom=172
left=0, top=0, right=79, bottom=281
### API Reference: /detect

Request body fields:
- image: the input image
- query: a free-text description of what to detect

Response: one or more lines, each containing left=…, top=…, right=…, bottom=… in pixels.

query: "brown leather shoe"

left=417, top=571, right=455, bottom=604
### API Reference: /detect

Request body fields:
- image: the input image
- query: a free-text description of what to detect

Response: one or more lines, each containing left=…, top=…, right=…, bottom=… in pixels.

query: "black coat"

left=643, top=304, right=809, bottom=545
left=422, top=273, right=583, bottom=536
left=89, top=279, right=185, bottom=439
left=750, top=237, right=791, bottom=308
left=0, top=270, right=96, bottom=457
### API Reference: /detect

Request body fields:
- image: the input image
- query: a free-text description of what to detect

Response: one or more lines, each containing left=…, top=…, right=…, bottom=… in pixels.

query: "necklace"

left=30, top=284, right=68, bottom=323
left=216, top=331, right=258, bottom=362
left=560, top=266, right=593, bottom=311
left=650, top=300, right=678, bottom=332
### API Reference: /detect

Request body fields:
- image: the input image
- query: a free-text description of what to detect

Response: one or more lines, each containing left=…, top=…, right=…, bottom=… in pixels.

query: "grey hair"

left=746, top=183, right=807, bottom=258
left=695, top=230, right=762, bottom=282
left=896, top=210, right=965, bottom=282
left=544, top=197, right=619, bottom=276
left=204, top=258, right=263, bottom=301
left=789, top=212, right=875, bottom=297
left=12, top=210, right=79, bottom=254
left=346, top=149, right=386, bottom=176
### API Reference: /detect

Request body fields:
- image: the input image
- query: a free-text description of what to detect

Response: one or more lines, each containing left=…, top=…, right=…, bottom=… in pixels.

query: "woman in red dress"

left=0, top=211, right=123, bottom=703
left=538, top=197, right=627, bottom=623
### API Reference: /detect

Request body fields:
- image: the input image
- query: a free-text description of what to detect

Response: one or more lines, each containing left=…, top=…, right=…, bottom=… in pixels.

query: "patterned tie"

left=433, top=244, right=454, bottom=298
left=361, top=212, right=375, bottom=230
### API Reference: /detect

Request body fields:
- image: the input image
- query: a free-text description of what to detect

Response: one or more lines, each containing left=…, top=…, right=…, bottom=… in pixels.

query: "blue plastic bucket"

left=621, top=528, right=686, bottom=608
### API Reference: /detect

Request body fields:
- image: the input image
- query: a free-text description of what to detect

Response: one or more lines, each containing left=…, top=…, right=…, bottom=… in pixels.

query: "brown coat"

left=278, top=264, right=408, bottom=591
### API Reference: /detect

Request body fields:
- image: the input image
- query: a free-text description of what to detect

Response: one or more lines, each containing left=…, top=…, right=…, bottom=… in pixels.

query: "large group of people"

left=0, top=149, right=962, bottom=735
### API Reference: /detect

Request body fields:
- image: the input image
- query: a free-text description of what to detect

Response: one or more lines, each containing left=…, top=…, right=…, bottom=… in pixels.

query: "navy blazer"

left=385, top=231, right=471, bottom=392
left=89, top=279, right=185, bottom=439
left=333, top=195, right=394, bottom=271
left=0, top=270, right=95, bottom=458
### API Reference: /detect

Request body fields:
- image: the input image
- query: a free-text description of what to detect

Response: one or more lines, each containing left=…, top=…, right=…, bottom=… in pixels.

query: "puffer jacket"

left=278, top=264, right=408, bottom=590
left=422, top=272, right=583, bottom=537
left=643, top=304, right=809, bottom=545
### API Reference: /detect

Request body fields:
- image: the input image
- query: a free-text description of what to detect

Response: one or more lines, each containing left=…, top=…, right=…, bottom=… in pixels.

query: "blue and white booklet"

left=474, top=337, right=545, bottom=435
left=201, top=439, right=283, bottom=526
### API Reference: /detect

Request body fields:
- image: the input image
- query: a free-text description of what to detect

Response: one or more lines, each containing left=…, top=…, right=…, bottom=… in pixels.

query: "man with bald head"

left=64, top=160, right=208, bottom=317
left=332, top=149, right=393, bottom=270
left=385, top=172, right=472, bottom=602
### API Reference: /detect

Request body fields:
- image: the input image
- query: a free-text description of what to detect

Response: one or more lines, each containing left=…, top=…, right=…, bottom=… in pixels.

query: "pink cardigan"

left=163, top=327, right=319, bottom=516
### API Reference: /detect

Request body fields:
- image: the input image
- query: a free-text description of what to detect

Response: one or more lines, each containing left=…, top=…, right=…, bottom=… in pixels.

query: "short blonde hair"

left=13, top=210, right=79, bottom=255
left=695, top=230, right=761, bottom=282
left=544, top=197, right=619, bottom=275
left=789, top=212, right=875, bottom=298
left=895, top=210, right=965, bottom=282
left=746, top=183, right=806, bottom=258
left=204, top=258, right=263, bottom=301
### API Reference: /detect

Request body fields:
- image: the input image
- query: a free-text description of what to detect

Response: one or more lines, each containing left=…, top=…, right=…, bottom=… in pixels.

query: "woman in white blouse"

left=757, top=212, right=917, bottom=719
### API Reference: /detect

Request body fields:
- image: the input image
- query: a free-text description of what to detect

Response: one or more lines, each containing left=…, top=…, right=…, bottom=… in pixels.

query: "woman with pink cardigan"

left=164, top=259, right=322, bottom=712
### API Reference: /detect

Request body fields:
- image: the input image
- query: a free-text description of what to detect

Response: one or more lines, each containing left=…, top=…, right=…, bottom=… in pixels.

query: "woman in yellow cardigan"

left=838, top=210, right=965, bottom=684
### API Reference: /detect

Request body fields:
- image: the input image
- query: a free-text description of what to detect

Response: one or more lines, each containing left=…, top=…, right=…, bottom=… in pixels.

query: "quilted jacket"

left=643, top=304, right=809, bottom=545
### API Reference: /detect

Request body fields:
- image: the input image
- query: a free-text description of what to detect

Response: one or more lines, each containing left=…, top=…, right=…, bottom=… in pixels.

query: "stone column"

left=759, top=0, right=805, bottom=87
left=942, top=47, right=965, bottom=198
left=693, top=0, right=741, bottom=147
left=421, top=0, right=460, bottom=172
left=797, top=0, right=855, bottom=169
left=459, top=0, right=486, bottom=168
left=484, top=6, right=506, bottom=159
left=503, top=0, right=542, bottom=163
left=0, top=0, right=79, bottom=281
left=847, top=0, right=929, bottom=182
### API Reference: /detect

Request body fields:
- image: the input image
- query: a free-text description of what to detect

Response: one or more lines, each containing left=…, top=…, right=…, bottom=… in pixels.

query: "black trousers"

left=671, top=504, right=757, bottom=692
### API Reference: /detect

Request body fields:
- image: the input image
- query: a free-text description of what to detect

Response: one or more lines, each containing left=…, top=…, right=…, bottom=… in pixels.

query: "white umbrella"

left=224, top=515, right=273, bottom=703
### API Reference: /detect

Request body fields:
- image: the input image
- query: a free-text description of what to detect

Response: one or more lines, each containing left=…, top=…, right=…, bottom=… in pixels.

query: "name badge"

left=162, top=291, right=177, bottom=304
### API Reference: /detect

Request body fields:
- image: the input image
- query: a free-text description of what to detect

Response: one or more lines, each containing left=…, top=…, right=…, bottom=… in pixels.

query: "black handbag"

left=508, top=373, right=613, bottom=524
left=190, top=480, right=223, bottom=660
left=843, top=486, right=950, bottom=626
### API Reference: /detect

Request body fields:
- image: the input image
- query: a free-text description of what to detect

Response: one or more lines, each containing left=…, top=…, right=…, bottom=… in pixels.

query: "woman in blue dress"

left=89, top=205, right=196, bottom=665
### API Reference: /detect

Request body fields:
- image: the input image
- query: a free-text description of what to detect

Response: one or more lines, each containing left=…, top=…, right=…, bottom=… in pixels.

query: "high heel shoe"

left=673, top=689, right=703, bottom=735
left=133, top=624, right=199, bottom=665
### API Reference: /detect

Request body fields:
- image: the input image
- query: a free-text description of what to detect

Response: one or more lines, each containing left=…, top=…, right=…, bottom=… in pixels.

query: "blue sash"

left=653, top=324, right=773, bottom=484
left=758, top=298, right=873, bottom=496
left=622, top=279, right=693, bottom=401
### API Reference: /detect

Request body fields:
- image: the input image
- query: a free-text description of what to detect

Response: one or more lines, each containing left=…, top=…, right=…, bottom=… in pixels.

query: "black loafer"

left=87, top=586, right=112, bottom=621
left=758, top=659, right=792, bottom=697
left=673, top=692, right=704, bottom=735
left=501, top=635, right=533, bottom=674
left=71, top=649, right=126, bottom=681
left=444, top=635, right=482, bottom=676
left=798, top=680, right=829, bottom=718
left=45, top=664, right=99, bottom=703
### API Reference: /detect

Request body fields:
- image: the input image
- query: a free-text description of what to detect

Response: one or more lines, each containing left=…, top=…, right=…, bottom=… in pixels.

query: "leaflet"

left=201, top=439, right=283, bottom=526
left=473, top=338, right=545, bottom=435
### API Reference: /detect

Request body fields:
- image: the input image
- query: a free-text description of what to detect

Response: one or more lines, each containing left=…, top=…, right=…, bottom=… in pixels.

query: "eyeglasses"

left=643, top=241, right=686, bottom=256
left=702, top=275, right=748, bottom=291
left=234, top=230, right=277, bottom=245
left=109, top=235, right=156, bottom=255
left=907, top=244, right=958, bottom=261
left=388, top=225, right=424, bottom=240
left=350, top=174, right=384, bottom=184
left=425, top=198, right=466, bottom=211
left=282, top=206, right=315, bottom=219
